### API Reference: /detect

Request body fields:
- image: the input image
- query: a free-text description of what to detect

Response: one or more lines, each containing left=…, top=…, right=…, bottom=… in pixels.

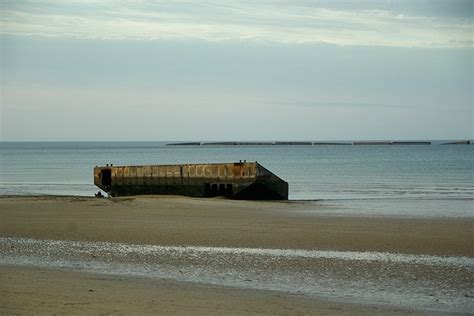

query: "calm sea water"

left=1, top=142, right=473, bottom=217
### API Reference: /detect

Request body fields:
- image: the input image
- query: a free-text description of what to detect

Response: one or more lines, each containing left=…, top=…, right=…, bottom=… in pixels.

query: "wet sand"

left=1, top=265, right=421, bottom=315
left=0, top=195, right=473, bottom=314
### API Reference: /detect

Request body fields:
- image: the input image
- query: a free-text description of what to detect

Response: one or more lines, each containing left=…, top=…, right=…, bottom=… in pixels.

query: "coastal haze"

left=1, top=1, right=473, bottom=315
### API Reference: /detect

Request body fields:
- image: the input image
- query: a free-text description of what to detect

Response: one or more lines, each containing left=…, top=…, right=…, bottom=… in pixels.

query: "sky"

left=1, top=0, right=473, bottom=141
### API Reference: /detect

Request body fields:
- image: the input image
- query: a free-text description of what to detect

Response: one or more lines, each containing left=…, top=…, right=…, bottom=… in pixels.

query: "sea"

left=1, top=141, right=473, bottom=218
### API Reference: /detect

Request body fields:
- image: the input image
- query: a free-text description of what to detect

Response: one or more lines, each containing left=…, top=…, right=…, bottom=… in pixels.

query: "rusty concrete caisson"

left=94, top=162, right=289, bottom=200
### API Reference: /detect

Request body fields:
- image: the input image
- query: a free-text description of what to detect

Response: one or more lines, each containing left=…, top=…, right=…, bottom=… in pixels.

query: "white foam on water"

left=2, top=237, right=472, bottom=268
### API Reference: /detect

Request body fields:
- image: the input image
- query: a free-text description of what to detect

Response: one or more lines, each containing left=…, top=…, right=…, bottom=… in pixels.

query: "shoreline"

left=1, top=194, right=472, bottom=218
left=3, top=193, right=473, bottom=200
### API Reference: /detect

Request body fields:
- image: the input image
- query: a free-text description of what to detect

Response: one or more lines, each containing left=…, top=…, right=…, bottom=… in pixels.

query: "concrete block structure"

left=94, top=162, right=288, bottom=200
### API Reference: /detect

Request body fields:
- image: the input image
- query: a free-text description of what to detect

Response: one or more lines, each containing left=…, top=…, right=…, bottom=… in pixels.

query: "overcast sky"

left=1, top=0, right=472, bottom=141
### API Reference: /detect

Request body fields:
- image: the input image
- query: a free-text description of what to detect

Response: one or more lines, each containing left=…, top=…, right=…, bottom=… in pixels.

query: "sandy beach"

left=0, top=195, right=472, bottom=255
left=0, top=195, right=473, bottom=314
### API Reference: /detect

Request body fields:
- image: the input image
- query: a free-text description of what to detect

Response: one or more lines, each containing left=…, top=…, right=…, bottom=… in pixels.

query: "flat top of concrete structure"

left=95, top=162, right=258, bottom=169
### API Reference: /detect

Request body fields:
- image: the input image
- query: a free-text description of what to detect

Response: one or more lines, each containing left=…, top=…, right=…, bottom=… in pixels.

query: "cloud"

left=0, top=0, right=472, bottom=48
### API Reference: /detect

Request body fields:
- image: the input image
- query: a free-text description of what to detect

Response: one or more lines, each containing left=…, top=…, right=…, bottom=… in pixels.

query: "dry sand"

left=0, top=195, right=473, bottom=315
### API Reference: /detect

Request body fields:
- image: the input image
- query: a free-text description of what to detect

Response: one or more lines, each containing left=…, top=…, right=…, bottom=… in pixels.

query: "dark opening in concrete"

left=101, top=169, right=112, bottom=187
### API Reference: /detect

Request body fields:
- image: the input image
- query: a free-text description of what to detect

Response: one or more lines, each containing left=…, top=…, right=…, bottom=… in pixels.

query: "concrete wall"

left=111, top=162, right=257, bottom=185
left=94, top=163, right=257, bottom=191
left=94, top=162, right=288, bottom=199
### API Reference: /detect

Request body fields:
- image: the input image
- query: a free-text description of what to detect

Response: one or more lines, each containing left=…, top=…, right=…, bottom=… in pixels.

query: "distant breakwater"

left=167, top=140, right=471, bottom=146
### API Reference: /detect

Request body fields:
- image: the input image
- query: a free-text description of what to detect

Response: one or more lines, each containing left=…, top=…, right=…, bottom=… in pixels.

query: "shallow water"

left=1, top=237, right=473, bottom=313
left=296, top=198, right=474, bottom=218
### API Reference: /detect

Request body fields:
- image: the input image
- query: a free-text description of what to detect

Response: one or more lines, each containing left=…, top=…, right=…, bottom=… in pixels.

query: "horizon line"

left=1, top=139, right=472, bottom=143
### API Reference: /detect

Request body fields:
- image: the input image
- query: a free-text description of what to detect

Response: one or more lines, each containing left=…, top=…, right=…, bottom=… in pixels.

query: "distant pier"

left=166, top=140, right=471, bottom=146
left=440, top=140, right=471, bottom=145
